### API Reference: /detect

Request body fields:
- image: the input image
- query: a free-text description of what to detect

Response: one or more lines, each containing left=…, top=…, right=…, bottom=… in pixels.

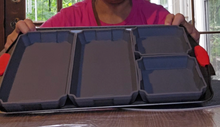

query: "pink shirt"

left=41, top=0, right=169, bottom=27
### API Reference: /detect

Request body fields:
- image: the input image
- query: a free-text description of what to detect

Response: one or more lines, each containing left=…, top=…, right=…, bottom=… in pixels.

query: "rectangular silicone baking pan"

left=68, top=29, right=139, bottom=107
left=0, top=31, right=75, bottom=111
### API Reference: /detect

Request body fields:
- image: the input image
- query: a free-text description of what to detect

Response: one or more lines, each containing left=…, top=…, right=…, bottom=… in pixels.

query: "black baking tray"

left=0, top=25, right=215, bottom=112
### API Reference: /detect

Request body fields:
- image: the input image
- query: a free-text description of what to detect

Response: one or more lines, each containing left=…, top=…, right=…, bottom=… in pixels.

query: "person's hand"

left=5, top=19, right=36, bottom=50
left=164, top=13, right=200, bottom=43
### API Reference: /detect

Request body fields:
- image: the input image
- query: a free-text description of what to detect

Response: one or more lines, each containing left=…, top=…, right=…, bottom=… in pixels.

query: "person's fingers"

left=173, top=14, right=194, bottom=35
left=15, top=20, right=32, bottom=34
left=171, top=13, right=185, bottom=25
left=24, top=19, right=36, bottom=32
left=165, top=13, right=200, bottom=43
left=191, top=27, right=200, bottom=43
left=5, top=20, right=27, bottom=49
left=176, top=16, right=200, bottom=43
left=164, top=14, right=175, bottom=25
left=5, top=19, right=36, bottom=50
left=164, top=14, right=174, bottom=25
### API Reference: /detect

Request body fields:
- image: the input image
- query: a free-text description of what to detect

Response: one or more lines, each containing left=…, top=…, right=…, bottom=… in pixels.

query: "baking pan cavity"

left=138, top=55, right=207, bottom=103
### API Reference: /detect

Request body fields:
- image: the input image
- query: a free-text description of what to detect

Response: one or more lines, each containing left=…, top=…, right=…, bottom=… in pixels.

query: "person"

left=5, top=0, right=200, bottom=50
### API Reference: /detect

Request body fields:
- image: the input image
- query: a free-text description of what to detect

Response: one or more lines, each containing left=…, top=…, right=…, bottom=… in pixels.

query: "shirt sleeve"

left=154, top=5, right=170, bottom=24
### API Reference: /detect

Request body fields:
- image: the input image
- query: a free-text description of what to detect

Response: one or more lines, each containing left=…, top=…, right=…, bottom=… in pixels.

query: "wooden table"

left=0, top=107, right=220, bottom=127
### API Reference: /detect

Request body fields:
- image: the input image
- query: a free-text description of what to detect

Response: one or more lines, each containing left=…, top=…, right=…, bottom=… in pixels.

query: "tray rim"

left=0, top=25, right=214, bottom=113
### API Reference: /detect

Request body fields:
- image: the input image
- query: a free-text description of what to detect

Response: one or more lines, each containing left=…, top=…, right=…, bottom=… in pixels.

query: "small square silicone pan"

left=138, top=55, right=207, bottom=103
left=133, top=26, right=191, bottom=55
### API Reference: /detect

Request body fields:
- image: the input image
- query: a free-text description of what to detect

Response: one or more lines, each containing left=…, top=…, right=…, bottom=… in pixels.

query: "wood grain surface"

left=0, top=108, right=220, bottom=127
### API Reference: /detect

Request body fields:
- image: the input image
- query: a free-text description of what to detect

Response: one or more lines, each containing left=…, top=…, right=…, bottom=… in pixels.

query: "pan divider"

left=65, top=32, right=79, bottom=107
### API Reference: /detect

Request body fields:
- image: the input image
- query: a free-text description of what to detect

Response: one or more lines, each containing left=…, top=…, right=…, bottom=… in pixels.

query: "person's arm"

left=4, top=13, right=64, bottom=50
left=151, top=3, right=199, bottom=43
left=4, top=5, right=80, bottom=50
left=165, top=13, right=200, bottom=43
left=5, top=19, right=36, bottom=50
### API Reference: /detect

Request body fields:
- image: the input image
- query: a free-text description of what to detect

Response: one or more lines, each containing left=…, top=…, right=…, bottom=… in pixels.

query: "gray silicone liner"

left=0, top=31, right=75, bottom=111
left=138, top=55, right=207, bottom=103
left=69, top=29, right=139, bottom=107
left=132, top=26, right=191, bottom=55
left=0, top=26, right=212, bottom=112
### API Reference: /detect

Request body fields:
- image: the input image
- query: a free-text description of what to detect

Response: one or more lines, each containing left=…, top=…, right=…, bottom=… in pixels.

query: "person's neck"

left=94, top=0, right=132, bottom=24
